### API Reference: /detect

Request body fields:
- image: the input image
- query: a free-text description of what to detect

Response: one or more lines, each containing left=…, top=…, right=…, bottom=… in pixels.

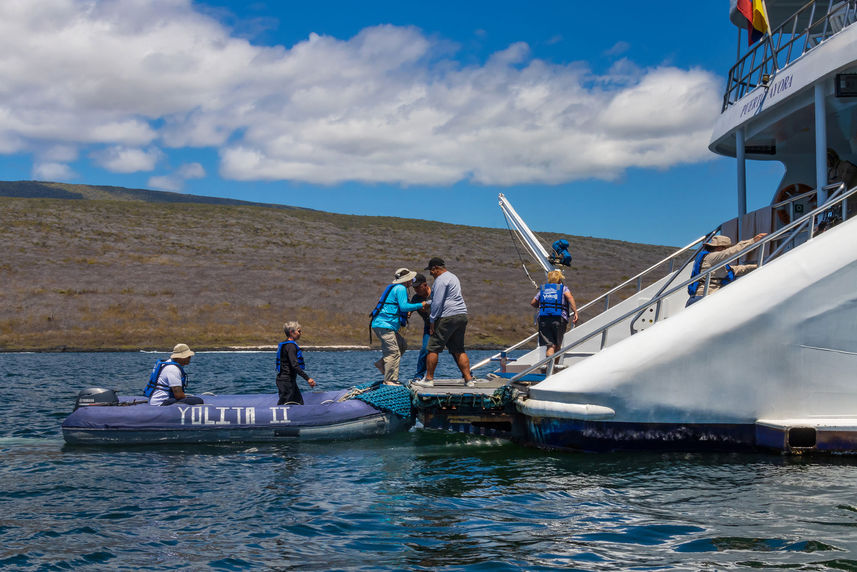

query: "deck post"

left=815, top=82, right=828, bottom=205
left=736, top=127, right=747, bottom=238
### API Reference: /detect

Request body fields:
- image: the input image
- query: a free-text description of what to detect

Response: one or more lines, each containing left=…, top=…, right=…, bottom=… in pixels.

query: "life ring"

left=773, top=183, right=814, bottom=224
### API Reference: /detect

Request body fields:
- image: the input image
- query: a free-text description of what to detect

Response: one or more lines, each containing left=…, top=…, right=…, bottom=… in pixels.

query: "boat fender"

left=74, top=387, right=119, bottom=411
left=516, top=398, right=615, bottom=420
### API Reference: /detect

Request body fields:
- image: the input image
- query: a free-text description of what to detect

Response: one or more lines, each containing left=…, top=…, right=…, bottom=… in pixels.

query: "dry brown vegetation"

left=0, top=182, right=676, bottom=351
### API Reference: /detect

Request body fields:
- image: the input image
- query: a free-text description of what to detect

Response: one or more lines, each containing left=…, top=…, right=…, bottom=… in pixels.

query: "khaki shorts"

left=427, top=314, right=468, bottom=354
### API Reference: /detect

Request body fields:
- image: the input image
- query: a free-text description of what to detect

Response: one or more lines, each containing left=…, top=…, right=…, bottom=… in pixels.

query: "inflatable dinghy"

left=62, top=384, right=413, bottom=445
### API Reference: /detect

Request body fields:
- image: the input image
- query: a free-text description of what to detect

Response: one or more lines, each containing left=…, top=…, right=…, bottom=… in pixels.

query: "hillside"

left=0, top=181, right=677, bottom=351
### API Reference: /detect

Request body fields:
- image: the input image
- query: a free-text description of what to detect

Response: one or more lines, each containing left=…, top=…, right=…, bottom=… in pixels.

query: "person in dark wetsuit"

left=409, top=273, right=432, bottom=381
left=276, top=321, right=316, bottom=405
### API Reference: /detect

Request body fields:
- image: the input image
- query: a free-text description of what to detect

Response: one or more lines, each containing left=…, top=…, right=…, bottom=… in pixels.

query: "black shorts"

left=538, top=316, right=567, bottom=347
left=427, top=314, right=468, bottom=354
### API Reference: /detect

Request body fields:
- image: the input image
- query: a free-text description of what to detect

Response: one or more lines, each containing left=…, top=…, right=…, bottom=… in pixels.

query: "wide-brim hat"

left=170, top=343, right=195, bottom=359
left=704, top=235, right=733, bottom=248
left=392, top=268, right=417, bottom=284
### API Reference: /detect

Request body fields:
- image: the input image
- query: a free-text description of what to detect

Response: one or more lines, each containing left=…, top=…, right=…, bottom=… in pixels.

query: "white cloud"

left=605, top=41, right=631, bottom=57
left=148, top=161, right=205, bottom=191
left=178, top=162, right=205, bottom=179
left=40, top=145, right=78, bottom=162
left=93, top=146, right=161, bottom=173
left=148, top=174, right=181, bottom=191
left=0, top=0, right=723, bottom=187
left=33, top=162, right=76, bottom=180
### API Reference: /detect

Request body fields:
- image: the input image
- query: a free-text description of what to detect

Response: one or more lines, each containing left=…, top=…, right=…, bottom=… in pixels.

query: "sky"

left=0, top=0, right=786, bottom=246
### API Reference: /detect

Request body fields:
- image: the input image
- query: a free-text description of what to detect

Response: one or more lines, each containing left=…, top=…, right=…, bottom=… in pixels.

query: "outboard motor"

left=74, top=388, right=119, bottom=411
left=550, top=239, right=572, bottom=267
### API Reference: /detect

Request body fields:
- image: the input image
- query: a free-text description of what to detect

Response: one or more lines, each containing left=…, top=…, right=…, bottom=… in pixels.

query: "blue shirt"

left=429, top=271, right=467, bottom=323
left=370, top=283, right=423, bottom=331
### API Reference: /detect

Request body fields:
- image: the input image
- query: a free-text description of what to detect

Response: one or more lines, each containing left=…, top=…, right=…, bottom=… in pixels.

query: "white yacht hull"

left=521, top=218, right=857, bottom=453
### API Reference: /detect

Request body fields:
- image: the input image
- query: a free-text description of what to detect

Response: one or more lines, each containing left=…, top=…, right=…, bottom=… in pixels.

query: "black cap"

left=413, top=273, right=427, bottom=285
left=425, top=257, right=445, bottom=270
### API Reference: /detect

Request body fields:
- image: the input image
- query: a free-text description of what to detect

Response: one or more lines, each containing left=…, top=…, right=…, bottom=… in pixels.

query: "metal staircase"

left=478, top=182, right=857, bottom=383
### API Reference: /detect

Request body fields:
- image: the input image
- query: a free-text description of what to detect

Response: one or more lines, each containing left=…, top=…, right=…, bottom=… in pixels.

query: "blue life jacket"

left=687, top=249, right=735, bottom=296
left=538, top=283, right=569, bottom=317
left=276, top=340, right=305, bottom=373
left=143, top=360, right=187, bottom=398
left=369, top=284, right=409, bottom=327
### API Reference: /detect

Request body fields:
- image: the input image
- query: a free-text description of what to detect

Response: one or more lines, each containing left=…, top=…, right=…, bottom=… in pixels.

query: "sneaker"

left=412, top=379, right=434, bottom=387
left=465, top=379, right=476, bottom=388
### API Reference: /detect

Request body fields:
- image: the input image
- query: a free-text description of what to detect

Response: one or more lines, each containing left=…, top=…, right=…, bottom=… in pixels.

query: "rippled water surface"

left=3, top=350, right=857, bottom=570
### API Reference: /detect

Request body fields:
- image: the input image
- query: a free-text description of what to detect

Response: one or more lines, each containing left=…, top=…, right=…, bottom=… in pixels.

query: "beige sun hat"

left=704, top=235, right=733, bottom=248
left=392, top=267, right=417, bottom=284
left=170, top=343, right=195, bottom=359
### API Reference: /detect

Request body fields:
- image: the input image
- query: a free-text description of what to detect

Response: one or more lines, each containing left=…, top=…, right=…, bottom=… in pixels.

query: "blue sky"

left=0, top=1, right=784, bottom=246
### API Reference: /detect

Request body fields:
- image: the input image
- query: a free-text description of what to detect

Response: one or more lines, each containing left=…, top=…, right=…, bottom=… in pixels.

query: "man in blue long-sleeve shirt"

left=371, top=268, right=428, bottom=384
left=414, top=257, right=473, bottom=386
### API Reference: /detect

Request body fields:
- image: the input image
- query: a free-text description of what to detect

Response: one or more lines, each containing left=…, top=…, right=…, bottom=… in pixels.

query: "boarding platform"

left=410, top=376, right=524, bottom=438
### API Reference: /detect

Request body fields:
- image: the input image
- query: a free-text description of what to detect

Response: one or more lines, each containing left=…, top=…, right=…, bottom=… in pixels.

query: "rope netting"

left=340, top=382, right=414, bottom=419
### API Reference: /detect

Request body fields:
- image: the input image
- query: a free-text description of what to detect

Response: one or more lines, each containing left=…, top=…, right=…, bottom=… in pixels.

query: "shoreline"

left=0, top=344, right=512, bottom=353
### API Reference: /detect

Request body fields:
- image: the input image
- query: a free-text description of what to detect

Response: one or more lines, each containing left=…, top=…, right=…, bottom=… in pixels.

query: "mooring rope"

left=503, top=212, right=540, bottom=289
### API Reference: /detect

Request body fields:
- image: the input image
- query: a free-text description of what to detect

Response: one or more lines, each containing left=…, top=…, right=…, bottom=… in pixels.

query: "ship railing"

left=470, top=233, right=710, bottom=372
left=508, top=183, right=857, bottom=383
left=723, top=0, right=857, bottom=110
left=769, top=181, right=846, bottom=253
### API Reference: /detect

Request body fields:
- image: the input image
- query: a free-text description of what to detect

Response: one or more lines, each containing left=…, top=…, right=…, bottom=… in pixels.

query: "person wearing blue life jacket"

left=276, top=321, right=316, bottom=405
left=686, top=233, right=766, bottom=307
left=145, top=343, right=204, bottom=406
left=371, top=268, right=428, bottom=384
left=530, top=270, right=579, bottom=363
left=409, top=273, right=432, bottom=381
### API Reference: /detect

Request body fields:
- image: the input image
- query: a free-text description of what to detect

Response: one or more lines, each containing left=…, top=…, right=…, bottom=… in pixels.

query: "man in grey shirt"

left=414, top=257, right=473, bottom=386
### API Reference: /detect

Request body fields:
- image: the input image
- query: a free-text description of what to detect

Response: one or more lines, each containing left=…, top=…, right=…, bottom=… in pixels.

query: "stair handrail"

left=577, top=234, right=708, bottom=314
left=509, top=183, right=857, bottom=382
left=628, top=227, right=721, bottom=333
left=471, top=233, right=710, bottom=372
left=768, top=182, right=845, bottom=260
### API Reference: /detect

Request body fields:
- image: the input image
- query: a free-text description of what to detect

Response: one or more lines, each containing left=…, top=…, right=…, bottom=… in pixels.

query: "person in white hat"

left=144, top=343, right=204, bottom=406
left=369, top=268, right=429, bottom=384
left=686, top=232, right=767, bottom=306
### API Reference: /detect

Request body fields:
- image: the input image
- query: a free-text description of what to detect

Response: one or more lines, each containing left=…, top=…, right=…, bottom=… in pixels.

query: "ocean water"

left=2, top=350, right=857, bottom=570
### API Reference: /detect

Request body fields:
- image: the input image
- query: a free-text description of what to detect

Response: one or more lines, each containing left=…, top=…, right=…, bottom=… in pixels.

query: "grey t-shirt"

left=429, top=270, right=467, bottom=322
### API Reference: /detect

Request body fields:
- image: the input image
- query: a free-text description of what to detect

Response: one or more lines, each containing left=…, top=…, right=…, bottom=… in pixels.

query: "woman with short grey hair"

left=275, top=321, right=316, bottom=404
